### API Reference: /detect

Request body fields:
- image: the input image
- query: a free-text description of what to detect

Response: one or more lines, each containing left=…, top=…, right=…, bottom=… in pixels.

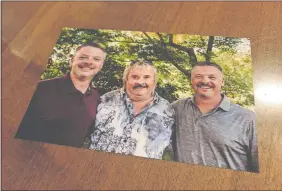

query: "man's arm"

left=146, top=117, right=174, bottom=160
left=163, top=101, right=180, bottom=161
left=15, top=85, right=41, bottom=140
left=162, top=122, right=176, bottom=161
left=83, top=94, right=102, bottom=148
left=247, top=118, right=260, bottom=172
left=88, top=98, right=109, bottom=150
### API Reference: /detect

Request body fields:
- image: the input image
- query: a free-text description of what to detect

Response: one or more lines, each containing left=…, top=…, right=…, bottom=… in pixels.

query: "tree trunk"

left=206, top=36, right=214, bottom=62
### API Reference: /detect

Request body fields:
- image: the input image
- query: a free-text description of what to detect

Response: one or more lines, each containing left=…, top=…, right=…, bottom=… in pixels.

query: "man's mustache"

left=196, top=82, right=215, bottom=88
left=133, top=83, right=148, bottom=89
left=78, top=62, right=95, bottom=69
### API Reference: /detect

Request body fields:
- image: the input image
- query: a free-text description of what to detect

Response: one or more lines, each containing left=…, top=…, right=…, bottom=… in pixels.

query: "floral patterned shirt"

left=89, top=89, right=175, bottom=159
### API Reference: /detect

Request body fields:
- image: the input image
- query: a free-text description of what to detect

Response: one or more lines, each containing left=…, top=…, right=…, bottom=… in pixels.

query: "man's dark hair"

left=192, top=62, right=223, bottom=72
left=75, top=42, right=106, bottom=53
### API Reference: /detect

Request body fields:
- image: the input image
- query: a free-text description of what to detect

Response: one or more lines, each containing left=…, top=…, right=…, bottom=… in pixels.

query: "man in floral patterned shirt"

left=89, top=60, right=174, bottom=159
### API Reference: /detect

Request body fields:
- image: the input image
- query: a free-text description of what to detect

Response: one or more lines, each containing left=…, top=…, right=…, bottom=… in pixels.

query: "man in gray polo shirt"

left=171, top=62, right=259, bottom=172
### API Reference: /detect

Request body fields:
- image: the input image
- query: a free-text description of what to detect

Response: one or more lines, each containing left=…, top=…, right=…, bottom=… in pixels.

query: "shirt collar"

left=61, top=73, right=93, bottom=95
left=218, top=94, right=231, bottom=111
left=191, top=93, right=230, bottom=112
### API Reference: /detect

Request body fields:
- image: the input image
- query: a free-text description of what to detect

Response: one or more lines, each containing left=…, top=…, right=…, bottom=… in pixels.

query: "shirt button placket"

left=194, top=109, right=202, bottom=161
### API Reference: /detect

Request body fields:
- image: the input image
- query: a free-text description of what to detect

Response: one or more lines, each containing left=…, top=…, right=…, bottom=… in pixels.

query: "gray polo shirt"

left=171, top=95, right=259, bottom=172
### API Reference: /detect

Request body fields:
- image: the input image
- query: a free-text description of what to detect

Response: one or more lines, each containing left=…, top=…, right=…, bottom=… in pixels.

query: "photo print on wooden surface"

left=14, top=27, right=259, bottom=173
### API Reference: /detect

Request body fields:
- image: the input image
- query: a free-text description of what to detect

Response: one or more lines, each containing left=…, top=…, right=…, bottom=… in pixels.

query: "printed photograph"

left=15, top=27, right=259, bottom=173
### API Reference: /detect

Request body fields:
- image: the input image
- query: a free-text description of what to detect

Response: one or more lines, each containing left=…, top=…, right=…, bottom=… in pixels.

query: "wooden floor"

left=2, top=2, right=282, bottom=190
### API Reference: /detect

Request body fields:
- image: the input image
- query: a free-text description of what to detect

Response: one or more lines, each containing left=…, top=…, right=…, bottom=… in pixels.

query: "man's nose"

left=201, top=76, right=210, bottom=83
left=136, top=78, right=145, bottom=84
left=85, top=57, right=94, bottom=64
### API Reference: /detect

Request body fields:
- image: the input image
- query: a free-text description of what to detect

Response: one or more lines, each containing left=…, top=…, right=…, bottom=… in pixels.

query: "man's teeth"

left=135, top=87, right=147, bottom=89
left=199, top=86, right=211, bottom=89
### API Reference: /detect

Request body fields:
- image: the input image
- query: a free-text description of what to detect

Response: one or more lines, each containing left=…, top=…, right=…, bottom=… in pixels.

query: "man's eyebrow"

left=93, top=56, right=102, bottom=58
left=78, top=54, right=102, bottom=59
left=78, top=54, right=89, bottom=57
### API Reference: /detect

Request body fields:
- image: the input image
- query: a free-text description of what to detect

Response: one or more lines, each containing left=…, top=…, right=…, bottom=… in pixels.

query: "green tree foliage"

left=42, top=27, right=254, bottom=107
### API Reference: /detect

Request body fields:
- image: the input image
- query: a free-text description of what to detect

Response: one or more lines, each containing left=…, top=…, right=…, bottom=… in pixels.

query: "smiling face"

left=125, top=66, right=157, bottom=102
left=191, top=65, right=224, bottom=100
left=70, top=46, right=105, bottom=80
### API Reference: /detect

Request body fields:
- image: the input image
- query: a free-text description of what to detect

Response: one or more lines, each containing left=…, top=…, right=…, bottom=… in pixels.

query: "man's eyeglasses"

left=130, top=60, right=153, bottom=66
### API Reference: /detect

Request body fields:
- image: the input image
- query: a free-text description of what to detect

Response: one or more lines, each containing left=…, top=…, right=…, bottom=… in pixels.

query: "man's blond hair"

left=122, top=60, right=157, bottom=90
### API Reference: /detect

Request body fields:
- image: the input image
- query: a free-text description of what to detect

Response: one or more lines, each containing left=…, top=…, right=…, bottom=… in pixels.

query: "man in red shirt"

left=15, top=42, right=107, bottom=147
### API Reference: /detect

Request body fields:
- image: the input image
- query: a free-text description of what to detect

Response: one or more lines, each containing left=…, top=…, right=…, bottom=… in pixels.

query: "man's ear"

left=69, top=55, right=74, bottom=67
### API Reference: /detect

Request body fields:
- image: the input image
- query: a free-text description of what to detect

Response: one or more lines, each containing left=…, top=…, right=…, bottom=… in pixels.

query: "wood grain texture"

left=2, top=2, right=282, bottom=190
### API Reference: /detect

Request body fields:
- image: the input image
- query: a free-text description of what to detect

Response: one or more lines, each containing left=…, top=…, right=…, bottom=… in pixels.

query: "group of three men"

left=15, top=42, right=259, bottom=172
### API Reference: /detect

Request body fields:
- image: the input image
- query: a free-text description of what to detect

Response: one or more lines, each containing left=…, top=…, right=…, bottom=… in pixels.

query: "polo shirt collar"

left=61, top=73, right=93, bottom=95
left=191, top=93, right=231, bottom=112
left=218, top=94, right=231, bottom=111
